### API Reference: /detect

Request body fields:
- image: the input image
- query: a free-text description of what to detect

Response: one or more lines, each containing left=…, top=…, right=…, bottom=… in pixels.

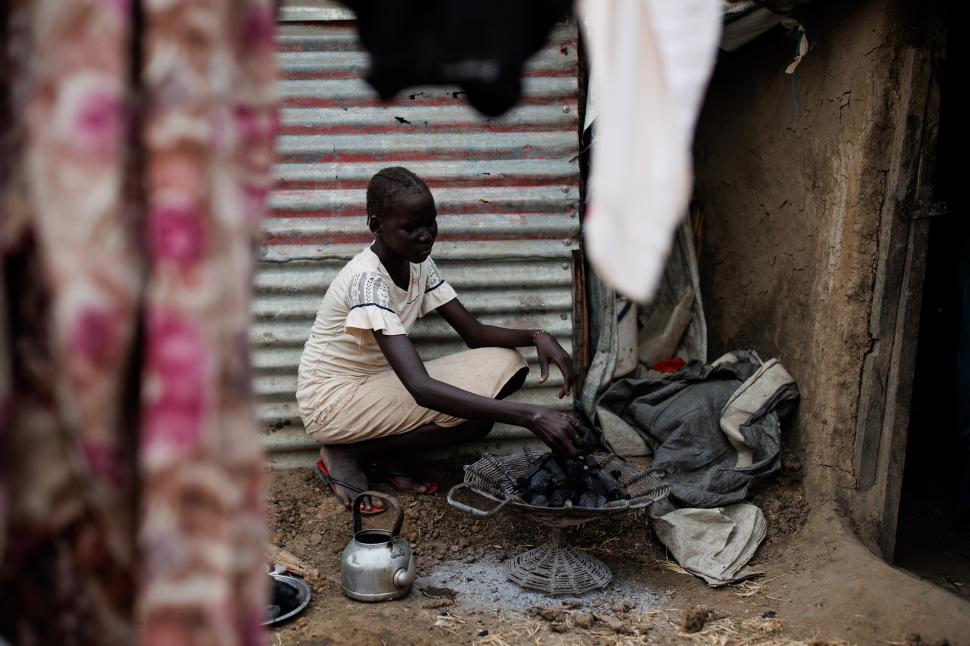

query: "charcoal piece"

left=515, top=452, right=633, bottom=508
left=530, top=471, right=553, bottom=493
left=582, top=456, right=605, bottom=475
left=544, top=458, right=566, bottom=479
left=596, top=467, right=622, bottom=491
left=521, top=457, right=549, bottom=484
left=563, top=460, right=586, bottom=481
left=558, top=486, right=577, bottom=503
left=588, top=478, right=608, bottom=497
left=595, top=469, right=629, bottom=501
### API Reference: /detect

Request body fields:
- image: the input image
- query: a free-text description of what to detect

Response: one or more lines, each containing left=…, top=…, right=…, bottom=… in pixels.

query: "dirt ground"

left=266, top=455, right=968, bottom=646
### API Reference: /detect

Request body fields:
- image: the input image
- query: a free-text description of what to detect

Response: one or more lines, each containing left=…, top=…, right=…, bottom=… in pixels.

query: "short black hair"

left=366, top=167, right=430, bottom=220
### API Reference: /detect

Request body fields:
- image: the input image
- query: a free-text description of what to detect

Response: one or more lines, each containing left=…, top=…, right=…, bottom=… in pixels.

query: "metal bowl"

left=264, top=569, right=312, bottom=626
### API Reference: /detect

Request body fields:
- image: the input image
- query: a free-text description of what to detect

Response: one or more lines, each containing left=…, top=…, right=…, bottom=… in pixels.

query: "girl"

left=297, top=167, right=582, bottom=514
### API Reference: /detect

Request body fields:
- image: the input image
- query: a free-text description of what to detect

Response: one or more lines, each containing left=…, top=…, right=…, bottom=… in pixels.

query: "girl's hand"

left=525, top=406, right=582, bottom=456
left=535, top=332, right=574, bottom=399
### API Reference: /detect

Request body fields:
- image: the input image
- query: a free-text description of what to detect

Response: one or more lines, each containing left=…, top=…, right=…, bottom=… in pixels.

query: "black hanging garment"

left=339, top=0, right=574, bottom=117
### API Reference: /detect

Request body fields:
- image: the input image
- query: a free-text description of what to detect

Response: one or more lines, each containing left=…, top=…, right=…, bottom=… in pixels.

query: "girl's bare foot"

left=319, top=446, right=384, bottom=512
left=369, top=458, right=434, bottom=494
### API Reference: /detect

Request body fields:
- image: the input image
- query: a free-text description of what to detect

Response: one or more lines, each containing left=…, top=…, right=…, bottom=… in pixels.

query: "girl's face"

left=372, top=188, right=438, bottom=263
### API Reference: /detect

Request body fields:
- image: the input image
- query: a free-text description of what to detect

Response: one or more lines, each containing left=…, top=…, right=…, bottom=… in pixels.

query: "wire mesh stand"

left=447, top=452, right=671, bottom=597
left=505, top=526, right=612, bottom=595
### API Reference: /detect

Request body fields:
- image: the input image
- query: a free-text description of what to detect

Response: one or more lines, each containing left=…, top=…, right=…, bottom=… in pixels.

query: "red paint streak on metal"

left=277, top=44, right=357, bottom=53
left=278, top=41, right=577, bottom=55
left=263, top=233, right=578, bottom=246
left=276, top=177, right=577, bottom=191
left=282, top=95, right=573, bottom=109
left=278, top=122, right=577, bottom=137
left=270, top=205, right=577, bottom=218
left=268, top=20, right=581, bottom=252
left=280, top=69, right=578, bottom=81
left=275, top=151, right=570, bottom=164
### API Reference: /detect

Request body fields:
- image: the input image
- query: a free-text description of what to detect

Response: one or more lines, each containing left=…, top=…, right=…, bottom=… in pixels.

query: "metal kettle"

left=341, top=492, right=416, bottom=602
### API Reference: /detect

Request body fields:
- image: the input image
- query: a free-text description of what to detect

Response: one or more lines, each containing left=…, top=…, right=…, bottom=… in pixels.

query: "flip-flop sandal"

left=313, top=459, right=386, bottom=516
left=365, top=462, right=440, bottom=496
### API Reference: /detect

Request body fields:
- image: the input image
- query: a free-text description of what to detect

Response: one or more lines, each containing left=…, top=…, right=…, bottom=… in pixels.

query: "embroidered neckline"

left=364, top=247, right=424, bottom=304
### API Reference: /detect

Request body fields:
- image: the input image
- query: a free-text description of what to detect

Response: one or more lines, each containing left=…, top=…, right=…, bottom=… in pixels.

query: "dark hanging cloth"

left=339, top=0, right=574, bottom=116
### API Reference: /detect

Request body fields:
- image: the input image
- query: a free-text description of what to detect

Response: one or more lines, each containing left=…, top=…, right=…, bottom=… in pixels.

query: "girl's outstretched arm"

left=435, top=299, right=575, bottom=399
left=373, top=329, right=582, bottom=456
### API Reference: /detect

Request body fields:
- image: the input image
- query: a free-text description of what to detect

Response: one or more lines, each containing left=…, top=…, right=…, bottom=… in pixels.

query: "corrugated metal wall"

left=259, top=15, right=581, bottom=468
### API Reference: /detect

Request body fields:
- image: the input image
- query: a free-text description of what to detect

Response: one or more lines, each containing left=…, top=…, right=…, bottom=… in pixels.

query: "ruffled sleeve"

left=419, top=257, right=457, bottom=316
left=344, top=272, right=406, bottom=342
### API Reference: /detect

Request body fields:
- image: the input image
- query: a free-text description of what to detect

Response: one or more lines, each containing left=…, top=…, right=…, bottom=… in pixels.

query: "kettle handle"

left=352, top=491, right=404, bottom=537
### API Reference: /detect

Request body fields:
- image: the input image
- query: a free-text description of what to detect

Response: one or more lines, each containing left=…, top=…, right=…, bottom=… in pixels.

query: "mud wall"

left=693, top=0, right=921, bottom=549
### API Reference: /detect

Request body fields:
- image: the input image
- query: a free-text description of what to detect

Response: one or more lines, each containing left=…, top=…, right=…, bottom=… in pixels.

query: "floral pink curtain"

left=0, top=0, right=277, bottom=644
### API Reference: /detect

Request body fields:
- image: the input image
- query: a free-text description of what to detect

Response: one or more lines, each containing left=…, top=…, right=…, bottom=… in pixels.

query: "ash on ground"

left=416, top=555, right=666, bottom=612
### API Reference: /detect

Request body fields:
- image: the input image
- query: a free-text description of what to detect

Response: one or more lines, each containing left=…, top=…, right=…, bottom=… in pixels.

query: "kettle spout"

left=393, top=557, right=417, bottom=589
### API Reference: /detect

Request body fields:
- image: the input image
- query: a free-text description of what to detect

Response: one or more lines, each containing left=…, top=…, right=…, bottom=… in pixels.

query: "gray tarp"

left=651, top=503, right=767, bottom=586
left=598, top=351, right=798, bottom=509
left=599, top=351, right=797, bottom=586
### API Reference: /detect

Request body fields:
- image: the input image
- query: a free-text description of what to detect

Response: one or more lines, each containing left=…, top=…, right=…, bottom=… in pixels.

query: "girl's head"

left=366, top=167, right=437, bottom=263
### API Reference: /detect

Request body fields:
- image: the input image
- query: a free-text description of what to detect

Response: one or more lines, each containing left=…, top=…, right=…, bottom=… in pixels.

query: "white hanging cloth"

left=579, top=0, right=722, bottom=302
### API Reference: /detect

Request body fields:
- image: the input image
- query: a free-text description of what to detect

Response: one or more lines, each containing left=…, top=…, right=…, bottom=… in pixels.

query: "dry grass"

left=431, top=610, right=468, bottom=637
left=655, top=557, right=693, bottom=576
left=475, top=616, right=543, bottom=646
left=728, top=571, right=792, bottom=602
left=678, top=615, right=783, bottom=645
left=429, top=598, right=853, bottom=646
left=465, top=607, right=681, bottom=645
left=577, top=536, right=655, bottom=559
left=483, top=608, right=852, bottom=646
left=676, top=614, right=852, bottom=646
left=732, top=580, right=767, bottom=598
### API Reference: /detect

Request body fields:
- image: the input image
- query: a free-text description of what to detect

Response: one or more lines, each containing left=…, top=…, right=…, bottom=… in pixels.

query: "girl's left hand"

left=535, top=332, right=574, bottom=399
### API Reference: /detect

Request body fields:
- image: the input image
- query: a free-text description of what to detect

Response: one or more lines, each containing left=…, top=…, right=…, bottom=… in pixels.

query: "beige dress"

left=297, top=247, right=527, bottom=444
